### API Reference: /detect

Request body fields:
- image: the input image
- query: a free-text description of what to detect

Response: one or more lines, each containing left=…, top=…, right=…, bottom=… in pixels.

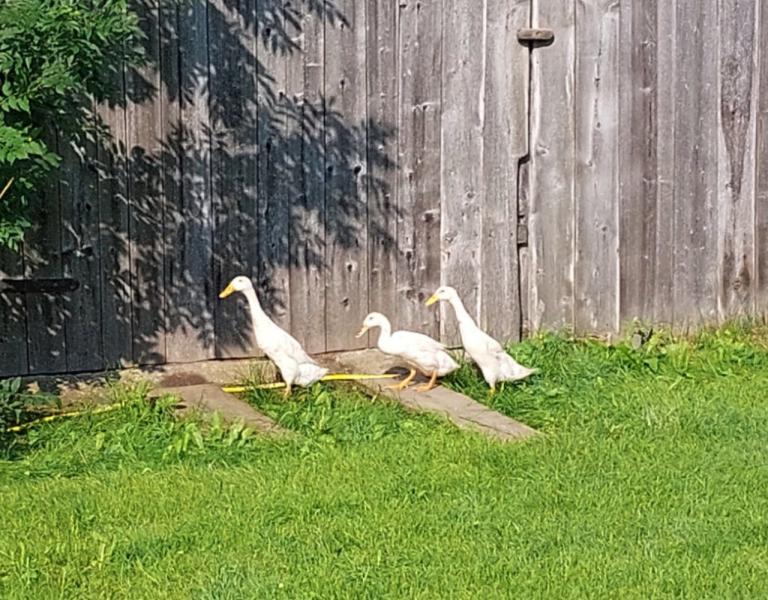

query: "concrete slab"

left=327, top=349, right=538, bottom=442
left=22, top=357, right=276, bottom=405
left=152, top=384, right=286, bottom=435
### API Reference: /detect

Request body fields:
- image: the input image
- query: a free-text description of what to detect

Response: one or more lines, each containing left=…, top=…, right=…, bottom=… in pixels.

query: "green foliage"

left=1, top=382, right=269, bottom=465
left=0, top=377, right=25, bottom=432
left=0, top=378, right=53, bottom=435
left=0, top=0, right=143, bottom=249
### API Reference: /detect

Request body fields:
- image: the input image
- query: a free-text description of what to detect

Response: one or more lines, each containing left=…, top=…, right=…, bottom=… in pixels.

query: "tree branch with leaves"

left=0, top=0, right=144, bottom=250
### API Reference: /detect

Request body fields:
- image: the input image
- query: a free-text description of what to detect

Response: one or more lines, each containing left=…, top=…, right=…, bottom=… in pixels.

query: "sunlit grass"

left=1, top=325, right=768, bottom=598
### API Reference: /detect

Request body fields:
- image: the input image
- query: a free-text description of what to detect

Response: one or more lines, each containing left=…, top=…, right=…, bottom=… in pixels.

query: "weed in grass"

left=0, top=378, right=58, bottom=440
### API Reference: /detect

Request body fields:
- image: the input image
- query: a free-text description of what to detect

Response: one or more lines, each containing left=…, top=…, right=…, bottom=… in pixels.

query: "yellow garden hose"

left=222, top=373, right=397, bottom=394
left=4, top=403, right=123, bottom=433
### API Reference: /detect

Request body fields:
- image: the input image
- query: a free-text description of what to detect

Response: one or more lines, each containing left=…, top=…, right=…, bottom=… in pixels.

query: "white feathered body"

left=377, top=330, right=458, bottom=376
left=236, top=285, right=327, bottom=387
left=459, top=320, right=535, bottom=388
left=254, top=320, right=328, bottom=386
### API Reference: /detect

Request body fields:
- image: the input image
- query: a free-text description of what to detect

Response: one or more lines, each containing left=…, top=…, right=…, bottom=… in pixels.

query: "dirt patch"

left=157, top=372, right=209, bottom=388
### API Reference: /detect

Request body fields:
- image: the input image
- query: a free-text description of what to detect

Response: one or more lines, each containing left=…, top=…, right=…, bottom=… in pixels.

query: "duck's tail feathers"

left=498, top=355, right=537, bottom=382
left=436, top=351, right=460, bottom=376
left=295, top=363, right=330, bottom=386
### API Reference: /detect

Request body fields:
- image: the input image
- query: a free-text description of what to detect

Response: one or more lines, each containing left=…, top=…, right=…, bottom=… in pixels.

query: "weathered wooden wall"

left=526, top=0, right=768, bottom=335
left=2, top=0, right=768, bottom=377
left=0, top=0, right=527, bottom=376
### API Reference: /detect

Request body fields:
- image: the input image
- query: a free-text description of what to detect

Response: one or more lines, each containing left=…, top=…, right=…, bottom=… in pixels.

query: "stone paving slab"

left=328, top=350, right=538, bottom=442
left=153, top=384, right=286, bottom=435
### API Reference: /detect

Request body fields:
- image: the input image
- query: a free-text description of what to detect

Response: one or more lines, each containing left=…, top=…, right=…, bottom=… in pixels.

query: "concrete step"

left=327, top=349, right=538, bottom=442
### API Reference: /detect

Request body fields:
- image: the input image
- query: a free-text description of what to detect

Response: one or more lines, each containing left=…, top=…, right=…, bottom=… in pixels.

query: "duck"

left=426, top=286, right=536, bottom=393
left=219, top=276, right=328, bottom=396
left=356, top=312, right=458, bottom=392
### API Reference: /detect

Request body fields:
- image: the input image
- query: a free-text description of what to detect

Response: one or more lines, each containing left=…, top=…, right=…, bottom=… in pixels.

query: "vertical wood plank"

left=619, top=0, right=658, bottom=326
left=673, top=0, right=719, bottom=326
left=717, top=0, right=759, bottom=318
left=518, top=159, right=531, bottom=336
left=440, top=0, right=484, bottom=345
left=128, top=0, right=166, bottom=365
left=397, top=0, right=442, bottom=338
left=210, top=0, right=259, bottom=358
left=528, top=0, right=576, bottom=332
left=652, top=0, right=676, bottom=324
left=324, top=0, right=369, bottom=351
left=290, top=7, right=327, bottom=354
left=165, top=0, right=215, bottom=362
left=757, top=0, right=768, bottom=313
left=365, top=0, right=398, bottom=337
left=257, top=1, right=292, bottom=336
left=573, top=0, right=620, bottom=334
left=25, top=133, right=67, bottom=374
left=97, top=73, right=134, bottom=368
left=480, top=0, right=528, bottom=343
left=284, top=1, right=309, bottom=347
left=60, top=130, right=104, bottom=372
left=0, top=245, right=28, bottom=376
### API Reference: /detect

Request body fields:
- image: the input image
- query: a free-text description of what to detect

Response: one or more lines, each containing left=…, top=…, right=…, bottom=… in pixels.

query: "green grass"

left=2, top=326, right=768, bottom=598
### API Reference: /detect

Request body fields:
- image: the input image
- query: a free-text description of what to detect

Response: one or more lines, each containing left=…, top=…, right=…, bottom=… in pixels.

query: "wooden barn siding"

left=0, top=0, right=526, bottom=376
left=527, top=0, right=768, bottom=335
left=2, top=0, right=768, bottom=377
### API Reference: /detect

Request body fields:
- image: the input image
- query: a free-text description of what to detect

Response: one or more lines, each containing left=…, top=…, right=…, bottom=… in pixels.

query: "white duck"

left=426, top=286, right=536, bottom=393
left=219, top=276, right=328, bottom=396
left=356, top=312, right=458, bottom=392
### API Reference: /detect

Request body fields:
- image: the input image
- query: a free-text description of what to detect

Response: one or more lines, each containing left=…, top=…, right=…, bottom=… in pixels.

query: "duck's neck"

left=375, top=319, right=392, bottom=346
left=448, top=294, right=476, bottom=327
left=242, top=287, right=271, bottom=332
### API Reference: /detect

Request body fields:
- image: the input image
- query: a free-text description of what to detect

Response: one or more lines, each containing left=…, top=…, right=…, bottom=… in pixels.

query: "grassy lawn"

left=2, top=327, right=768, bottom=598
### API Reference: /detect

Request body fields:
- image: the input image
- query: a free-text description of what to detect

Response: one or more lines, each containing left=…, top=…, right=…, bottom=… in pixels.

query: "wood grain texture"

left=257, top=0, right=291, bottom=338
left=166, top=0, right=215, bottom=362
left=324, top=0, right=369, bottom=351
left=619, top=0, right=657, bottom=326
left=210, top=0, right=259, bottom=358
left=518, top=159, right=530, bottom=335
left=25, top=132, right=67, bottom=374
left=284, top=0, right=309, bottom=348
left=60, top=132, right=103, bottom=372
left=397, top=0, right=442, bottom=338
left=717, top=0, right=759, bottom=317
left=0, top=245, right=28, bottom=376
left=528, top=0, right=576, bottom=332
left=573, top=0, right=620, bottom=334
left=290, top=7, right=327, bottom=354
left=673, top=0, right=719, bottom=326
left=653, top=0, right=676, bottom=324
left=97, top=74, right=133, bottom=369
left=129, top=0, right=166, bottom=365
left=757, top=0, right=768, bottom=313
left=440, top=0, right=484, bottom=345
left=365, top=0, right=398, bottom=338
left=479, top=0, right=528, bottom=343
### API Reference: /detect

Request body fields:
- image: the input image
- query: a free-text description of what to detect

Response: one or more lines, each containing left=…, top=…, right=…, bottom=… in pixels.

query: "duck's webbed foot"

left=387, top=369, right=416, bottom=391
left=415, top=371, right=438, bottom=392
